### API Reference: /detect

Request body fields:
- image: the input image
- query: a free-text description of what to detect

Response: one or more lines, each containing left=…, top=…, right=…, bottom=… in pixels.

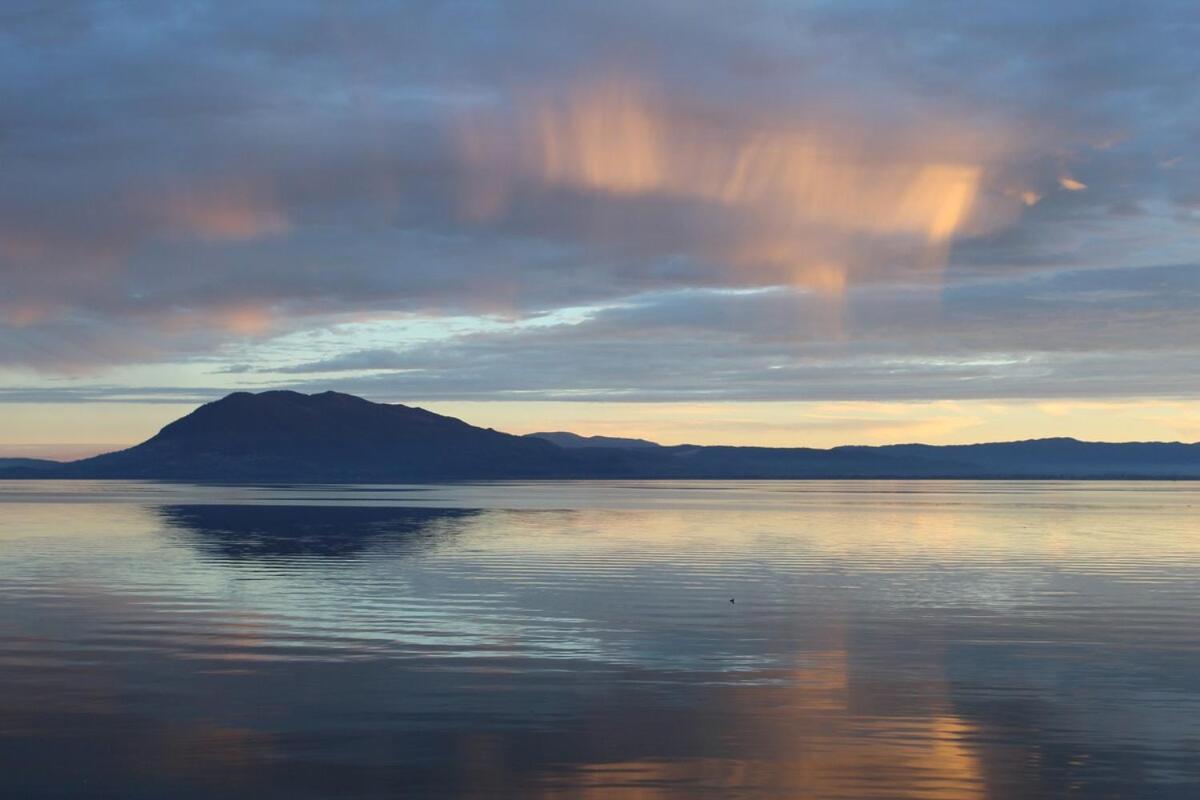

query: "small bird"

left=730, top=598, right=735, bottom=604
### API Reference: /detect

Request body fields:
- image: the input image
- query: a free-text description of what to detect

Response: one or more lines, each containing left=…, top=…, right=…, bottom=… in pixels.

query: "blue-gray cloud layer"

left=2, top=0, right=1198, bottom=402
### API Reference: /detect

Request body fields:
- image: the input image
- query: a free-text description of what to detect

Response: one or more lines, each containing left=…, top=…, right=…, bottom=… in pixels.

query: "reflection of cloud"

left=1, top=705, right=278, bottom=795
left=7, top=484, right=1199, bottom=796
left=535, top=640, right=986, bottom=799
left=535, top=722, right=984, bottom=799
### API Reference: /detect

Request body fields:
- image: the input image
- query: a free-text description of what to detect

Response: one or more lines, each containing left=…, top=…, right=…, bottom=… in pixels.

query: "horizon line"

left=2, top=389, right=1197, bottom=463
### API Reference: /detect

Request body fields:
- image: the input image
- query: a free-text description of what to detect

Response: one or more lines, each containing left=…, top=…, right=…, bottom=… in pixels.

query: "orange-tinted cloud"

left=215, top=306, right=276, bottom=336
left=150, top=180, right=290, bottom=242
left=458, top=79, right=1025, bottom=295
left=3, top=303, right=60, bottom=328
left=160, top=304, right=277, bottom=337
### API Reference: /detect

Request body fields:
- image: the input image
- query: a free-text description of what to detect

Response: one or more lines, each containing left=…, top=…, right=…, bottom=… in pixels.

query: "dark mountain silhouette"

left=1, top=391, right=1197, bottom=480
left=0, top=457, right=62, bottom=478
left=526, top=431, right=661, bottom=449
left=855, top=438, right=1200, bottom=478
left=0, top=457, right=59, bottom=471
left=53, top=391, right=579, bottom=481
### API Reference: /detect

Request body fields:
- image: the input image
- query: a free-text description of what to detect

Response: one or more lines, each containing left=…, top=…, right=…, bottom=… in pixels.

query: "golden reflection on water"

left=3, top=482, right=1200, bottom=798
left=532, top=640, right=987, bottom=799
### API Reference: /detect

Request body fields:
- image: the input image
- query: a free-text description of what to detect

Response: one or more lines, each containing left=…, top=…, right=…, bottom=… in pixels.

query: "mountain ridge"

left=2, top=391, right=1198, bottom=481
left=0, top=457, right=61, bottom=471
left=55, top=390, right=579, bottom=481
left=525, top=431, right=662, bottom=449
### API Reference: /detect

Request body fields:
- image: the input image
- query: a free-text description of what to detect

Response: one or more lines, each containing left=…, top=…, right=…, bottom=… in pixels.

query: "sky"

left=2, top=0, right=1199, bottom=457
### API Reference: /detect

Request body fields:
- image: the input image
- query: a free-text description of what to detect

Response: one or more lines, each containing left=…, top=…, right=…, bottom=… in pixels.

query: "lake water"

left=2, top=480, right=1199, bottom=799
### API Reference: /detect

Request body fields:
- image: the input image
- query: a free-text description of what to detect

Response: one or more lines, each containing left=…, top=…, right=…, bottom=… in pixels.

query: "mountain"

left=0, top=458, right=60, bottom=471
left=55, top=391, right=578, bottom=481
left=860, top=438, right=1200, bottom=478
left=526, top=431, right=661, bottom=449
left=1, top=391, right=1197, bottom=481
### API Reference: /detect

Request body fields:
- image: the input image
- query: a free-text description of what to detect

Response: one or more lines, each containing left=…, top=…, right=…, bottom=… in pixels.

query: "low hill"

left=526, top=431, right=661, bottom=449
left=0, top=458, right=60, bottom=471
left=858, top=438, right=1200, bottom=478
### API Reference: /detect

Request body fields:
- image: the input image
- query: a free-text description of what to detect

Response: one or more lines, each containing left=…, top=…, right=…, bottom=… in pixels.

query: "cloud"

left=227, top=263, right=1199, bottom=403
left=0, top=0, right=1197, bottom=409
left=455, top=76, right=1022, bottom=295
left=273, top=348, right=416, bottom=374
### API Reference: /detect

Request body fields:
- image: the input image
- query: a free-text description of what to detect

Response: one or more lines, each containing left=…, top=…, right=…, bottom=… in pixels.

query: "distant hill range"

left=0, top=457, right=60, bottom=472
left=525, top=431, right=661, bottom=450
left=1, top=390, right=1198, bottom=481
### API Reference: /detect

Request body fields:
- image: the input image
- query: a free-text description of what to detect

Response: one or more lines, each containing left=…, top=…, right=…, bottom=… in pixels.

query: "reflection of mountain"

left=159, top=504, right=477, bottom=561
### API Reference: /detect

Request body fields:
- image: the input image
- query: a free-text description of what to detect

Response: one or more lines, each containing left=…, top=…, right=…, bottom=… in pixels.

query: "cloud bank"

left=1, top=0, right=1198, bottom=411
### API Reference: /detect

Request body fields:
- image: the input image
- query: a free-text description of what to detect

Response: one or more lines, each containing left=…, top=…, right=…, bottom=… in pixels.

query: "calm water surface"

left=2, top=480, right=1198, bottom=798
